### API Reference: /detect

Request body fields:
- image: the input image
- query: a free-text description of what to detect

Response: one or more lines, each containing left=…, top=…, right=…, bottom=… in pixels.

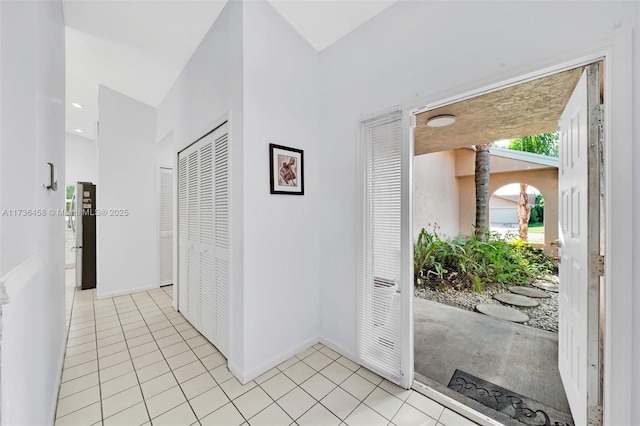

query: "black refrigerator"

left=75, top=182, right=96, bottom=290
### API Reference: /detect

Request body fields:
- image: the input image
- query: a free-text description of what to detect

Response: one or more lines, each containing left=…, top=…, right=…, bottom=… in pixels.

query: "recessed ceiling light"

left=426, top=114, right=456, bottom=128
left=71, top=102, right=84, bottom=109
left=74, top=128, right=83, bottom=133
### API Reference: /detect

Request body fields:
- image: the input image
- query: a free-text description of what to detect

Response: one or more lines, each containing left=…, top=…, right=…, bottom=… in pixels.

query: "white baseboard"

left=97, top=284, right=158, bottom=300
left=48, top=325, right=69, bottom=425
left=318, top=336, right=358, bottom=364
left=232, top=335, right=320, bottom=385
left=228, top=335, right=360, bottom=385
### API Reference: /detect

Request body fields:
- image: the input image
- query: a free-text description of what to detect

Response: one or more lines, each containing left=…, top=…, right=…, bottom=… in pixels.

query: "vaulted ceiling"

left=62, top=0, right=396, bottom=141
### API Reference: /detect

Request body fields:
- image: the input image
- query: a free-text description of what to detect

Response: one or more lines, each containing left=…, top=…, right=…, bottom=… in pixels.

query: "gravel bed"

left=415, top=276, right=559, bottom=333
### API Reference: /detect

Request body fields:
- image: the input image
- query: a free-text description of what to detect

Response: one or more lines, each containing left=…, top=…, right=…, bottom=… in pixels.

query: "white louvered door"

left=159, top=167, right=174, bottom=286
left=178, top=155, right=189, bottom=317
left=187, top=149, right=201, bottom=327
left=177, top=122, right=230, bottom=358
left=358, top=110, right=413, bottom=388
left=198, top=139, right=216, bottom=344
left=213, top=130, right=230, bottom=356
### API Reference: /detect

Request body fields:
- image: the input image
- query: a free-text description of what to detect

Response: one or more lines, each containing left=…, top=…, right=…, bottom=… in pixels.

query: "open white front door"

left=557, top=63, right=602, bottom=425
left=358, top=109, right=413, bottom=388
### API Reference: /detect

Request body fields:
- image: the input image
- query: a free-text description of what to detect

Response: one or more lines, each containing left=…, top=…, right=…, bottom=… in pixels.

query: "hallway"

left=55, top=274, right=478, bottom=426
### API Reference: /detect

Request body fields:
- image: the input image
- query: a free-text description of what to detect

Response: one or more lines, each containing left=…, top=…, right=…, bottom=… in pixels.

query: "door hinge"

left=588, top=403, right=603, bottom=426
left=592, top=104, right=604, bottom=127
left=590, top=255, right=605, bottom=276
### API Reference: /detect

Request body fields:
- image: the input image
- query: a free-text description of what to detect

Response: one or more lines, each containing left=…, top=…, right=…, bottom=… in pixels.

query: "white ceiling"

left=63, top=0, right=396, bottom=141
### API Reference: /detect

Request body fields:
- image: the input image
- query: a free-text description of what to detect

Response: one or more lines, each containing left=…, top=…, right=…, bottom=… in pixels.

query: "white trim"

left=229, top=335, right=319, bottom=385
left=47, top=325, right=68, bottom=425
left=0, top=252, right=42, bottom=305
left=412, top=381, right=503, bottom=426
left=96, top=284, right=158, bottom=300
left=318, top=336, right=357, bottom=362
left=407, top=31, right=633, bottom=424
left=489, top=146, right=559, bottom=168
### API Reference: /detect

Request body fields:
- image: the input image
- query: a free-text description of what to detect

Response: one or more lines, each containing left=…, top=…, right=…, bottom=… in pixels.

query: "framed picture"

left=269, top=143, right=304, bottom=195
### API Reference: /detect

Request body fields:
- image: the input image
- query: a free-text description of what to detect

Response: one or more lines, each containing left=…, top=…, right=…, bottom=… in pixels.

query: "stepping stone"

left=475, top=304, right=529, bottom=323
left=508, top=286, right=551, bottom=299
left=493, top=293, right=539, bottom=307
left=532, top=281, right=559, bottom=293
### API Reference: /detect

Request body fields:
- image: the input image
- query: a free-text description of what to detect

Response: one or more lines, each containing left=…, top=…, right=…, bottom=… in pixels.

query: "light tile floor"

left=56, top=281, right=479, bottom=426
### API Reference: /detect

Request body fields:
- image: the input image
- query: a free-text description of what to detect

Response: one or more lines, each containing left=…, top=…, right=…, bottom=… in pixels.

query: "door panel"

left=159, top=167, right=174, bottom=286
left=358, top=110, right=412, bottom=387
left=558, top=63, right=601, bottom=426
left=177, top=122, right=231, bottom=358
left=178, top=155, right=189, bottom=316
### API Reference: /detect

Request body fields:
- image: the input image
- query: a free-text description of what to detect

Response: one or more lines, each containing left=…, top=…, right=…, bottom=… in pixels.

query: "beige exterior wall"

left=458, top=168, right=559, bottom=254
left=413, top=150, right=459, bottom=239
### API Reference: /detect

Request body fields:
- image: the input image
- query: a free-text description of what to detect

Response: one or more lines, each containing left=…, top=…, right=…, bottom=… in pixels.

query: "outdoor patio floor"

left=413, top=298, right=571, bottom=422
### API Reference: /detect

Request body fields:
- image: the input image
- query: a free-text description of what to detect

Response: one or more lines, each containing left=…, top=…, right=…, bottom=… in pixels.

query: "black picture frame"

left=269, top=143, right=304, bottom=195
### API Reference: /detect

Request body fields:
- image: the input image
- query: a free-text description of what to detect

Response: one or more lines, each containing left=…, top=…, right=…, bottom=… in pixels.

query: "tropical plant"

left=508, top=132, right=559, bottom=157
left=414, top=228, right=556, bottom=292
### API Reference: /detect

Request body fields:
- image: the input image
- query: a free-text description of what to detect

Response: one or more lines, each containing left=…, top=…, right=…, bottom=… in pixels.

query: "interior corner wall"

left=413, top=151, right=459, bottom=239
left=317, top=0, right=639, bottom=364
left=97, top=86, right=159, bottom=298
left=155, top=0, right=246, bottom=373
left=0, top=0, right=66, bottom=424
left=241, top=1, right=320, bottom=380
left=66, top=132, right=97, bottom=186
left=631, top=4, right=640, bottom=421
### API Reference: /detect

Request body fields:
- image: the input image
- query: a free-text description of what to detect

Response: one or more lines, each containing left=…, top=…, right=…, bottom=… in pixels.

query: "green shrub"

left=414, top=228, right=556, bottom=292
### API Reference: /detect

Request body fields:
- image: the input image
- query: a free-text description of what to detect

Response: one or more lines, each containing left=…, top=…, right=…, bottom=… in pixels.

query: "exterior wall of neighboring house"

left=413, top=150, right=459, bottom=238
left=489, top=195, right=521, bottom=226
left=456, top=149, right=558, bottom=255
left=458, top=168, right=558, bottom=254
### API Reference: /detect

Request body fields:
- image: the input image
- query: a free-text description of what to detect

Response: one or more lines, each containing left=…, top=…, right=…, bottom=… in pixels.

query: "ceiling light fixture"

left=426, top=114, right=456, bottom=128
left=74, top=128, right=83, bottom=133
left=71, top=102, right=84, bottom=109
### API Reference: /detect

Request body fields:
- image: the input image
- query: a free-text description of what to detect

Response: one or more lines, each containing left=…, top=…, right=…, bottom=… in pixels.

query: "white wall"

left=632, top=5, right=640, bottom=422
left=413, top=151, right=458, bottom=238
left=157, top=0, right=321, bottom=381
left=317, top=0, right=639, bottom=398
left=97, top=86, right=159, bottom=298
left=65, top=132, right=97, bottom=187
left=156, top=0, right=247, bottom=373
left=241, top=1, right=320, bottom=379
left=0, top=1, right=66, bottom=424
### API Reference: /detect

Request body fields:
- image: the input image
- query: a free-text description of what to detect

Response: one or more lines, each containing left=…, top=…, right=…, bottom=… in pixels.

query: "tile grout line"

left=134, top=287, right=204, bottom=424
left=54, top=288, right=102, bottom=423
left=111, top=292, right=154, bottom=425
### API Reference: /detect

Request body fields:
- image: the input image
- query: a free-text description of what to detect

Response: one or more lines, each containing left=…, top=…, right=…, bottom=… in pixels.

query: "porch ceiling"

left=414, top=67, right=584, bottom=156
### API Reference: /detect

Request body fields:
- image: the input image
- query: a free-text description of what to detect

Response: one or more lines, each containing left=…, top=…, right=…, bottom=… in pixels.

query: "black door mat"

left=447, top=370, right=574, bottom=426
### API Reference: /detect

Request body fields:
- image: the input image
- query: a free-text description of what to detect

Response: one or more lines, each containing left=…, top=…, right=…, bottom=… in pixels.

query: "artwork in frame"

left=269, top=143, right=304, bottom=195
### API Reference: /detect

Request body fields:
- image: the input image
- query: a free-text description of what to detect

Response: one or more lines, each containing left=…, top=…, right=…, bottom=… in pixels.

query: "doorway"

left=411, top=63, right=603, bottom=425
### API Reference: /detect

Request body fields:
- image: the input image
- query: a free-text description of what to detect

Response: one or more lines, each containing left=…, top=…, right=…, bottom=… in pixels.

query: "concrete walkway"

left=414, top=298, right=571, bottom=415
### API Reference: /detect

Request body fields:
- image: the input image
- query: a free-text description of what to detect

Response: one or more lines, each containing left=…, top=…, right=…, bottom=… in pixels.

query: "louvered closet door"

left=177, top=122, right=231, bottom=359
left=187, top=149, right=200, bottom=327
left=213, top=126, right=230, bottom=357
left=358, top=110, right=412, bottom=388
left=198, top=138, right=216, bottom=344
left=159, top=167, right=174, bottom=286
left=178, top=155, right=189, bottom=316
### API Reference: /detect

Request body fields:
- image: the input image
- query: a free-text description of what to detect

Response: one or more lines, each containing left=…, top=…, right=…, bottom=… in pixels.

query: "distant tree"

left=529, top=194, right=544, bottom=224
left=509, top=132, right=559, bottom=157
left=517, top=183, right=531, bottom=241
left=66, top=185, right=75, bottom=200
left=474, top=144, right=492, bottom=239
